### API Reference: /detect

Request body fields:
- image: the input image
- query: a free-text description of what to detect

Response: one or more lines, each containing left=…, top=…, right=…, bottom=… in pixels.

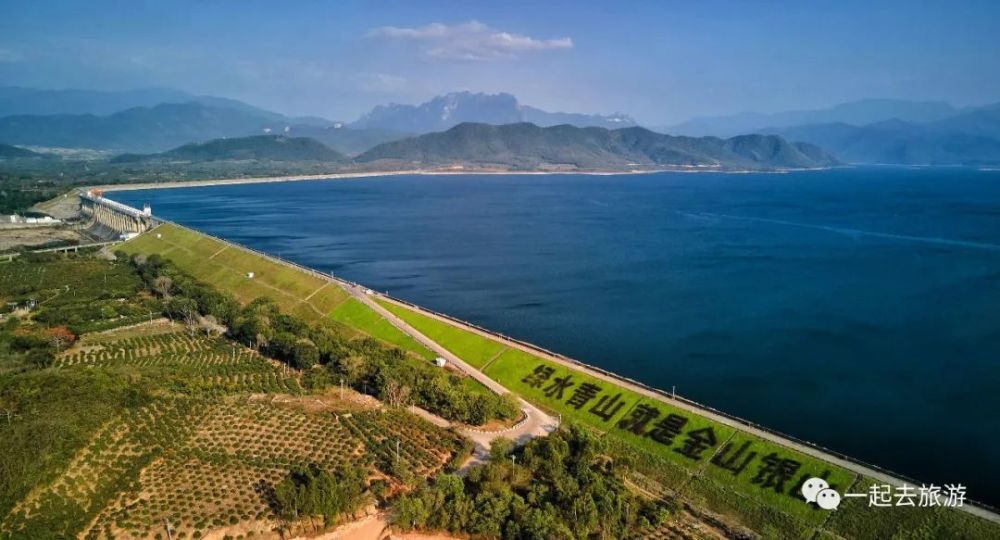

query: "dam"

left=79, top=189, right=155, bottom=237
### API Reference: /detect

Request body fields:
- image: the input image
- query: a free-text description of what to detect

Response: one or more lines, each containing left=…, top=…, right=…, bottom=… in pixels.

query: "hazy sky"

left=1, top=0, right=999, bottom=124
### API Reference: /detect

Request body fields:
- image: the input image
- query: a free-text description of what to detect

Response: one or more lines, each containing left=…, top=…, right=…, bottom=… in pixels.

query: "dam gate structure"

left=79, top=189, right=154, bottom=236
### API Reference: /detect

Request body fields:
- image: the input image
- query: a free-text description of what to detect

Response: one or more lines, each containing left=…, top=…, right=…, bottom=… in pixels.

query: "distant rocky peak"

left=351, top=91, right=635, bottom=132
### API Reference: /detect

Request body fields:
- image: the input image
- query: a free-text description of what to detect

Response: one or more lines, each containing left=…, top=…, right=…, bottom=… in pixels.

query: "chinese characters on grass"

left=843, top=483, right=966, bottom=508
left=521, top=364, right=833, bottom=501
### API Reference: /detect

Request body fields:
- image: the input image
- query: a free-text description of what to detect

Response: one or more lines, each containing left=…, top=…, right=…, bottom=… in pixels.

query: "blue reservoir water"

left=114, top=167, right=1000, bottom=506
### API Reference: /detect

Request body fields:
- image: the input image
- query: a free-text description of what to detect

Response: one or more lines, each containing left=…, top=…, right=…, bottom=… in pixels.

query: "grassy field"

left=121, top=223, right=344, bottom=319
left=122, top=224, right=441, bottom=363
left=377, top=299, right=506, bottom=368
left=329, top=298, right=434, bottom=359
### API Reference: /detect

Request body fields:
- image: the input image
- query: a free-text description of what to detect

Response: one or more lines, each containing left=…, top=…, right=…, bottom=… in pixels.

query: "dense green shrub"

left=395, top=425, right=670, bottom=539
left=271, top=464, right=367, bottom=527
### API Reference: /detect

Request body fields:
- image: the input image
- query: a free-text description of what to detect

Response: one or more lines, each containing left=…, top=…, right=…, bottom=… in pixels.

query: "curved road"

left=349, top=286, right=559, bottom=459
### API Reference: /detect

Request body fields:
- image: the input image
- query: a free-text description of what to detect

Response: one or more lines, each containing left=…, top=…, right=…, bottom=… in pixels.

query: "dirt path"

left=296, top=513, right=462, bottom=540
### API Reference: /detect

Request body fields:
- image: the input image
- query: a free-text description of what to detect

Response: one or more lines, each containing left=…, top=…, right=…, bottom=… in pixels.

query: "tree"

left=271, top=465, right=368, bottom=528
left=291, top=339, right=320, bottom=370
left=44, top=326, right=76, bottom=352
left=198, top=315, right=226, bottom=336
left=165, top=297, right=199, bottom=335
left=384, top=379, right=412, bottom=408
left=26, top=347, right=55, bottom=368
left=152, top=275, right=173, bottom=298
left=337, top=354, right=368, bottom=383
left=395, top=491, right=430, bottom=529
left=489, top=437, right=515, bottom=462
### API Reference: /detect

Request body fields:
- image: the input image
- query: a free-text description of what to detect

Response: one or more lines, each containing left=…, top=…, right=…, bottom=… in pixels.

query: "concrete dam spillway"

left=79, top=189, right=155, bottom=238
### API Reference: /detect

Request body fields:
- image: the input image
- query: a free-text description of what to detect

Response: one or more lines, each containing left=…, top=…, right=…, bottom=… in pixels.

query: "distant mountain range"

left=113, top=134, right=346, bottom=163
left=356, top=122, right=838, bottom=170
left=763, top=104, right=1000, bottom=165
left=3, top=86, right=999, bottom=166
left=0, top=86, right=283, bottom=120
left=0, top=88, right=636, bottom=155
left=0, top=102, right=284, bottom=153
left=351, top=92, right=636, bottom=133
left=0, top=100, right=410, bottom=155
left=665, top=99, right=963, bottom=137
left=661, top=98, right=1000, bottom=166
left=43, top=123, right=833, bottom=172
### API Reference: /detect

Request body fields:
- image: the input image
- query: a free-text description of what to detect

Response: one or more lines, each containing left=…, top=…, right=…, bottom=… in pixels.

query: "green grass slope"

left=120, top=223, right=432, bottom=360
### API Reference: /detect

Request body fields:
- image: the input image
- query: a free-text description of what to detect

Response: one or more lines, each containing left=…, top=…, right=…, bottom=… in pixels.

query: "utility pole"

left=340, top=377, right=344, bottom=400
left=671, top=385, right=676, bottom=400
left=163, top=517, right=173, bottom=540
left=395, top=439, right=400, bottom=463
left=3, top=409, right=19, bottom=425
left=511, top=455, right=516, bottom=468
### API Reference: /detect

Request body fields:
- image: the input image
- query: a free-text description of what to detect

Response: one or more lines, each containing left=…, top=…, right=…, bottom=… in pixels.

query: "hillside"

left=111, top=134, right=347, bottom=163
left=357, top=122, right=839, bottom=170
left=279, top=124, right=411, bottom=155
left=0, top=144, right=42, bottom=159
left=351, top=91, right=636, bottom=133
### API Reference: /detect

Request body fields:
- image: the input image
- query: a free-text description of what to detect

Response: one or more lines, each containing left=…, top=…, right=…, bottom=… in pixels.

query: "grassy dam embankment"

left=119, top=221, right=1000, bottom=539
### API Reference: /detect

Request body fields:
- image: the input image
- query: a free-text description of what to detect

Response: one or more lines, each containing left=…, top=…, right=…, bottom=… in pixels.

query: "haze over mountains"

left=669, top=99, right=1000, bottom=166
left=0, top=86, right=282, bottom=119
left=764, top=104, right=1000, bottom=165
left=0, top=87, right=634, bottom=156
left=667, top=99, right=964, bottom=137
left=1, top=86, right=999, bottom=166
left=113, top=135, right=347, bottom=164
left=351, top=91, right=636, bottom=133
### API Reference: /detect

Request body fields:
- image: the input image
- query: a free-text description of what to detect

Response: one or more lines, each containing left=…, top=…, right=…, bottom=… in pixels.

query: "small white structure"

left=364, top=288, right=374, bottom=296
left=156, top=233, right=162, bottom=239
left=119, top=232, right=140, bottom=241
left=434, top=357, right=447, bottom=368
left=247, top=272, right=255, bottom=279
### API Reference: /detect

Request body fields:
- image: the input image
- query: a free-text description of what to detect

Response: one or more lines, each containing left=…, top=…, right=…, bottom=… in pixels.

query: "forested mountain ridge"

left=357, top=122, right=839, bottom=170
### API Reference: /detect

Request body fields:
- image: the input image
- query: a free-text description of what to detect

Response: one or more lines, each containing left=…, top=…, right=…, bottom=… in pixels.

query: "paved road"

left=349, top=286, right=559, bottom=457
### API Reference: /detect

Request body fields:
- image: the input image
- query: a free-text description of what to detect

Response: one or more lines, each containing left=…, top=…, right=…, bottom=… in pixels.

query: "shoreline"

left=91, top=165, right=840, bottom=193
